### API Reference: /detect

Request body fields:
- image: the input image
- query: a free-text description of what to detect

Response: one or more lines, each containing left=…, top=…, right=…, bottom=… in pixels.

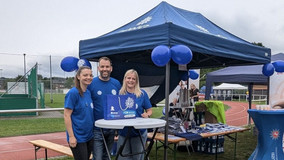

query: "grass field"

left=0, top=93, right=257, bottom=160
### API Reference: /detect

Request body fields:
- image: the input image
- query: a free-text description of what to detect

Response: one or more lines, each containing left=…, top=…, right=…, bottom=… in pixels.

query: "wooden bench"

left=29, top=140, right=73, bottom=160
left=30, top=140, right=94, bottom=160
left=147, top=132, right=192, bottom=160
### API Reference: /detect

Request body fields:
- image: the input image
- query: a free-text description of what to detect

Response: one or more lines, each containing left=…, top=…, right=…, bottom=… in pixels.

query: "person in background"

left=64, top=66, right=94, bottom=160
left=190, top=84, right=199, bottom=104
left=169, top=80, right=186, bottom=117
left=117, top=69, right=152, bottom=160
left=169, top=98, right=183, bottom=118
left=88, top=57, right=121, bottom=160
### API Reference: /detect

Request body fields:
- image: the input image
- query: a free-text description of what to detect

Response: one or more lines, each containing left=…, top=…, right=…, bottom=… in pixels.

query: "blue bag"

left=104, top=94, right=136, bottom=120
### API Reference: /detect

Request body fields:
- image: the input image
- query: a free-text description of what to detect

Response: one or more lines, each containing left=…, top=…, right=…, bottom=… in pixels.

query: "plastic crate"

left=195, top=135, right=225, bottom=154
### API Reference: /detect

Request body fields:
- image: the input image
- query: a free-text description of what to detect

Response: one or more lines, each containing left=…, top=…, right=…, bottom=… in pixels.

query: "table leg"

left=137, top=130, right=148, bottom=160
left=145, top=128, right=159, bottom=158
left=155, top=140, right=158, bottom=160
left=184, top=140, right=191, bottom=156
left=234, top=133, right=237, bottom=160
left=116, top=127, right=151, bottom=160
left=100, top=128, right=112, bottom=160
left=45, top=148, right=47, bottom=160
left=34, top=145, right=41, bottom=160
left=215, top=135, right=219, bottom=160
left=34, top=146, right=38, bottom=160
left=173, top=143, right=177, bottom=160
left=225, top=133, right=238, bottom=160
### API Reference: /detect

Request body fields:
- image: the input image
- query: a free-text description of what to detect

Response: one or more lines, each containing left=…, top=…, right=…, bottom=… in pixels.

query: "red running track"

left=0, top=101, right=255, bottom=160
left=223, top=101, right=256, bottom=126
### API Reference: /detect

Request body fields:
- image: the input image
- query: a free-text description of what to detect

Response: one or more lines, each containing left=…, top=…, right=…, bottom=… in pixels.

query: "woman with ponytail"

left=64, top=66, right=94, bottom=160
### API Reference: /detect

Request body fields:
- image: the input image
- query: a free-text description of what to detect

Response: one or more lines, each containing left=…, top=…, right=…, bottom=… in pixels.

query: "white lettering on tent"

left=119, top=25, right=150, bottom=33
left=137, top=16, right=152, bottom=25
left=195, top=24, right=227, bottom=39
left=119, top=16, right=152, bottom=33
left=196, top=25, right=209, bottom=33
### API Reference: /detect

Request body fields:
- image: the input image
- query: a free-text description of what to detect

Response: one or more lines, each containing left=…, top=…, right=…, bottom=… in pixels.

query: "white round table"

left=95, top=117, right=166, bottom=129
left=95, top=118, right=166, bottom=160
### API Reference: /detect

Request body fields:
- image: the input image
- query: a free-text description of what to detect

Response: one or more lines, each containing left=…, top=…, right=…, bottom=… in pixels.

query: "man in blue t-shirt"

left=88, top=57, right=121, bottom=160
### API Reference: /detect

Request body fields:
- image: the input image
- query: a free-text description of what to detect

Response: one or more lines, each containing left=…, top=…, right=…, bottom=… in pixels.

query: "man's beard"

left=100, top=71, right=110, bottom=80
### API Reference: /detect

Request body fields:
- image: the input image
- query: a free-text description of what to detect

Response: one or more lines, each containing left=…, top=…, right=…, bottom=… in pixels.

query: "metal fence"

left=211, top=93, right=267, bottom=102
left=0, top=108, right=64, bottom=119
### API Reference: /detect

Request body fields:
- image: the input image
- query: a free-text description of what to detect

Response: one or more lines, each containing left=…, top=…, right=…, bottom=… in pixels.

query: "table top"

left=95, top=118, right=166, bottom=129
left=200, top=127, right=249, bottom=138
left=147, top=132, right=186, bottom=143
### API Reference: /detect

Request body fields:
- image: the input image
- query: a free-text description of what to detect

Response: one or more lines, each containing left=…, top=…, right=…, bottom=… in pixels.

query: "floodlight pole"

left=23, top=53, right=27, bottom=94
left=50, top=55, right=53, bottom=103
left=164, top=62, right=170, bottom=160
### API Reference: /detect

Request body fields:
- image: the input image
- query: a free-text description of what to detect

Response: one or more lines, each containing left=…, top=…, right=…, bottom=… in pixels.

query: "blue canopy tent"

left=79, top=1, right=271, bottom=159
left=205, top=53, right=284, bottom=100
left=205, top=65, right=268, bottom=99
left=205, top=53, right=283, bottom=124
left=80, top=1, right=270, bottom=105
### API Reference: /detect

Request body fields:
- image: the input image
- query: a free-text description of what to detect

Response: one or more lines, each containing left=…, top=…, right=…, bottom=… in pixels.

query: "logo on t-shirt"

left=112, top=89, right=117, bottom=95
left=97, top=90, right=102, bottom=95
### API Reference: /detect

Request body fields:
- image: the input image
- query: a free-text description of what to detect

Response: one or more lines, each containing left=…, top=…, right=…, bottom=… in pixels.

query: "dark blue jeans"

left=117, top=130, right=147, bottom=160
left=93, top=129, right=115, bottom=160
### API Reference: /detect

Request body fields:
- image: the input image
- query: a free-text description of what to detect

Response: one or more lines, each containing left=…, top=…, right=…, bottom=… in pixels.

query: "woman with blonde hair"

left=117, top=69, right=152, bottom=160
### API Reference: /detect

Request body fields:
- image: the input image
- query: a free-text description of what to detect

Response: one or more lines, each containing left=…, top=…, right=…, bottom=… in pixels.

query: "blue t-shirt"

left=87, top=77, right=121, bottom=129
left=64, top=87, right=94, bottom=143
left=119, top=89, right=152, bottom=137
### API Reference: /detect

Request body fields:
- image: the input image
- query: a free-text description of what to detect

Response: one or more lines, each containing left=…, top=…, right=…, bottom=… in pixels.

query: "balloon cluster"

left=262, top=60, right=284, bottom=76
left=60, top=56, right=92, bottom=72
left=151, top=45, right=192, bottom=67
left=151, top=44, right=199, bottom=80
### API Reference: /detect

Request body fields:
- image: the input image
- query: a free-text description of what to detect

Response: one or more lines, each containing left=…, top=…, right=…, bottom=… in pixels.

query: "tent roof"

left=79, top=1, right=270, bottom=68
left=206, top=53, right=284, bottom=85
left=271, top=53, right=284, bottom=61
left=79, top=1, right=271, bottom=105
left=213, top=83, right=247, bottom=90
left=205, top=53, right=284, bottom=99
left=206, top=65, right=268, bottom=84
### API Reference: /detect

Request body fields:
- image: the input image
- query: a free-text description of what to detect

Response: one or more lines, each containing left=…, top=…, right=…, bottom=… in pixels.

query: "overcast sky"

left=0, top=0, right=284, bottom=78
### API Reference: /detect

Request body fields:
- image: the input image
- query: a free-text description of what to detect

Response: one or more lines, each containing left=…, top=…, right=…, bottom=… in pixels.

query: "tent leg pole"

left=164, top=62, right=170, bottom=160
left=248, top=83, right=253, bottom=125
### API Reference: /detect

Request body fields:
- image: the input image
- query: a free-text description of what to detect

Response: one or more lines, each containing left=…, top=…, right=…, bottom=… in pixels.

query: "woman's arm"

left=64, top=108, right=77, bottom=148
left=142, top=108, right=153, bottom=118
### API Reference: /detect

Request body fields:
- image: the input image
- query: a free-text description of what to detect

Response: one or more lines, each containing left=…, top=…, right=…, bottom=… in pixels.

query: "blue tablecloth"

left=248, top=109, right=284, bottom=160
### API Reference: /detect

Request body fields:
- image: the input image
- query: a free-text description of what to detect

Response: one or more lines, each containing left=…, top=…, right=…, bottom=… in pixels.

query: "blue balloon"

left=262, top=63, right=275, bottom=76
left=60, top=56, right=79, bottom=72
left=77, top=59, right=92, bottom=69
left=170, top=45, right=192, bottom=65
left=272, top=60, right=284, bottom=72
left=188, top=70, right=199, bottom=80
left=151, top=45, right=171, bottom=67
